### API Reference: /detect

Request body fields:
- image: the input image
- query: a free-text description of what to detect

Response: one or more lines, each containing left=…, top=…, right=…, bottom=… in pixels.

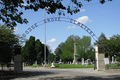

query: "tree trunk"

left=108, top=55, right=110, bottom=64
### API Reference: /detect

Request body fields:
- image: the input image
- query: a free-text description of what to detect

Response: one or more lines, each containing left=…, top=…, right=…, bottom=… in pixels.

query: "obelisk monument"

left=73, top=43, right=78, bottom=64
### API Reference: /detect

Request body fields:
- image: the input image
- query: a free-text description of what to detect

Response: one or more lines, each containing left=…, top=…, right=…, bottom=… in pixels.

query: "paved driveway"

left=1, top=68, right=120, bottom=80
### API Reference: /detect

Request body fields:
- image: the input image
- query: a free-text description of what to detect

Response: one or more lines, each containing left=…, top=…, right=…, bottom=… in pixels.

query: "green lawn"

left=106, top=63, right=120, bottom=68
left=28, top=64, right=94, bottom=68
left=54, top=64, right=94, bottom=68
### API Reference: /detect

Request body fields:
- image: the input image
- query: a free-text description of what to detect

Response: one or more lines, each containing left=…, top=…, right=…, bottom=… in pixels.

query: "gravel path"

left=1, top=68, right=120, bottom=80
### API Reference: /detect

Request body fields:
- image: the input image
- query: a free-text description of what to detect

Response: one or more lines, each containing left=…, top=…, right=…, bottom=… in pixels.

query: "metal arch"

left=22, top=17, right=98, bottom=42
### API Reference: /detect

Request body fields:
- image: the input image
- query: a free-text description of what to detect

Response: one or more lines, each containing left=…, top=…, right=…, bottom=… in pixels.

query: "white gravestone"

left=23, top=62, right=24, bottom=68
left=82, top=58, right=84, bottom=66
left=87, top=59, right=91, bottom=65
left=112, top=56, right=114, bottom=64
left=51, top=63, right=55, bottom=68
left=33, top=61, right=37, bottom=66
left=59, top=59, right=62, bottom=64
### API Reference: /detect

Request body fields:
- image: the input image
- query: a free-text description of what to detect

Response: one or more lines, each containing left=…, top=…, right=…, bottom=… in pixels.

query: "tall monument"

left=73, top=43, right=78, bottom=64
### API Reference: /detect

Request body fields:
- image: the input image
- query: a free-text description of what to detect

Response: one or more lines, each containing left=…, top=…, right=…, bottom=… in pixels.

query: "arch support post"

left=14, top=45, right=23, bottom=73
left=95, top=45, right=105, bottom=71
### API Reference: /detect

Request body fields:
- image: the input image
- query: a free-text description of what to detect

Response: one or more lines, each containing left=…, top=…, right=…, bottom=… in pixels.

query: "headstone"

left=112, top=56, right=114, bottom=64
left=87, top=59, right=91, bottom=65
left=60, top=59, right=62, bottom=62
left=23, top=62, right=24, bottom=68
left=35, top=61, right=37, bottom=66
left=104, top=58, right=109, bottom=65
left=95, top=45, right=105, bottom=71
left=82, top=58, right=84, bottom=66
left=70, top=61, right=71, bottom=64
left=59, top=59, right=62, bottom=64
left=73, top=43, right=78, bottom=64
left=68, top=62, right=69, bottom=64
left=33, top=61, right=37, bottom=66
left=10, top=59, right=14, bottom=67
left=51, top=63, right=55, bottom=68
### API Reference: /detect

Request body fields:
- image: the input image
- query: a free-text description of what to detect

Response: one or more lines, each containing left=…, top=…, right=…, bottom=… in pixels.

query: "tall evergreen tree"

left=54, top=42, right=64, bottom=61
left=22, top=36, right=35, bottom=65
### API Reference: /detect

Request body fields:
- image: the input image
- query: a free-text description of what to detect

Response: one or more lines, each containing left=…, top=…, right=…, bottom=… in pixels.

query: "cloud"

left=80, top=9, right=86, bottom=12
left=21, top=0, right=27, bottom=7
left=106, top=36, right=111, bottom=38
left=65, top=26, right=78, bottom=29
left=9, top=27, right=18, bottom=31
left=47, top=44, right=52, bottom=46
left=76, top=16, right=92, bottom=24
left=52, top=47, right=56, bottom=53
left=13, top=28, right=18, bottom=31
left=42, top=42, right=44, bottom=44
left=47, top=38, right=56, bottom=43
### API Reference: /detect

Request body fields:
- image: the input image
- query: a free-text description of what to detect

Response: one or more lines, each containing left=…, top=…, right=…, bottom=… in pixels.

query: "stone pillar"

left=112, top=56, right=114, bottom=64
left=82, top=58, right=84, bottom=66
left=73, top=43, right=78, bottom=64
left=95, top=45, right=105, bottom=71
left=14, top=46, right=22, bottom=73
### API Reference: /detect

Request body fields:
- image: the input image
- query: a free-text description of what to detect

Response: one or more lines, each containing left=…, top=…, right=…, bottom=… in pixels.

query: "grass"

left=106, top=63, right=120, bottom=68
left=53, top=64, right=94, bottom=69
left=26, top=64, right=94, bottom=68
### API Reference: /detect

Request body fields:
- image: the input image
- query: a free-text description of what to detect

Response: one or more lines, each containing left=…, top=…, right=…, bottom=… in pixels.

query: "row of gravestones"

left=29, top=59, right=92, bottom=66
left=22, top=56, right=119, bottom=68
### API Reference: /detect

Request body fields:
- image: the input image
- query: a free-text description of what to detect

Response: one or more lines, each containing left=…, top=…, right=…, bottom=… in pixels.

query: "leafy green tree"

left=94, top=33, right=120, bottom=62
left=54, top=42, right=64, bottom=61
left=79, top=36, right=91, bottom=60
left=61, top=35, right=81, bottom=61
left=86, top=45, right=95, bottom=61
left=0, top=0, right=112, bottom=28
left=105, top=34, right=120, bottom=57
left=49, top=53, right=55, bottom=62
left=116, top=56, right=120, bottom=62
left=0, top=25, right=19, bottom=69
left=15, top=34, right=28, bottom=46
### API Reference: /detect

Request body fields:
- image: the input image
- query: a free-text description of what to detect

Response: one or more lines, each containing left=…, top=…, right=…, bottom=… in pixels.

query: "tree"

left=86, top=45, right=95, bottom=61
left=0, top=25, right=19, bottom=69
left=22, top=36, right=36, bottom=65
left=94, top=33, right=120, bottom=62
left=22, top=36, right=51, bottom=64
left=61, top=35, right=81, bottom=61
left=15, top=34, right=28, bottom=46
left=34, top=39, right=43, bottom=63
left=0, top=0, right=112, bottom=28
left=54, top=42, right=64, bottom=61
left=106, top=34, right=120, bottom=57
left=79, top=36, right=91, bottom=60
left=49, top=53, right=55, bottom=62
left=94, top=32, right=107, bottom=45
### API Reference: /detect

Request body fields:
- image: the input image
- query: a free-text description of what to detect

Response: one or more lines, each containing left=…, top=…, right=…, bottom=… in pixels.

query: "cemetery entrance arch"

left=22, top=17, right=103, bottom=70
left=22, top=17, right=98, bottom=41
